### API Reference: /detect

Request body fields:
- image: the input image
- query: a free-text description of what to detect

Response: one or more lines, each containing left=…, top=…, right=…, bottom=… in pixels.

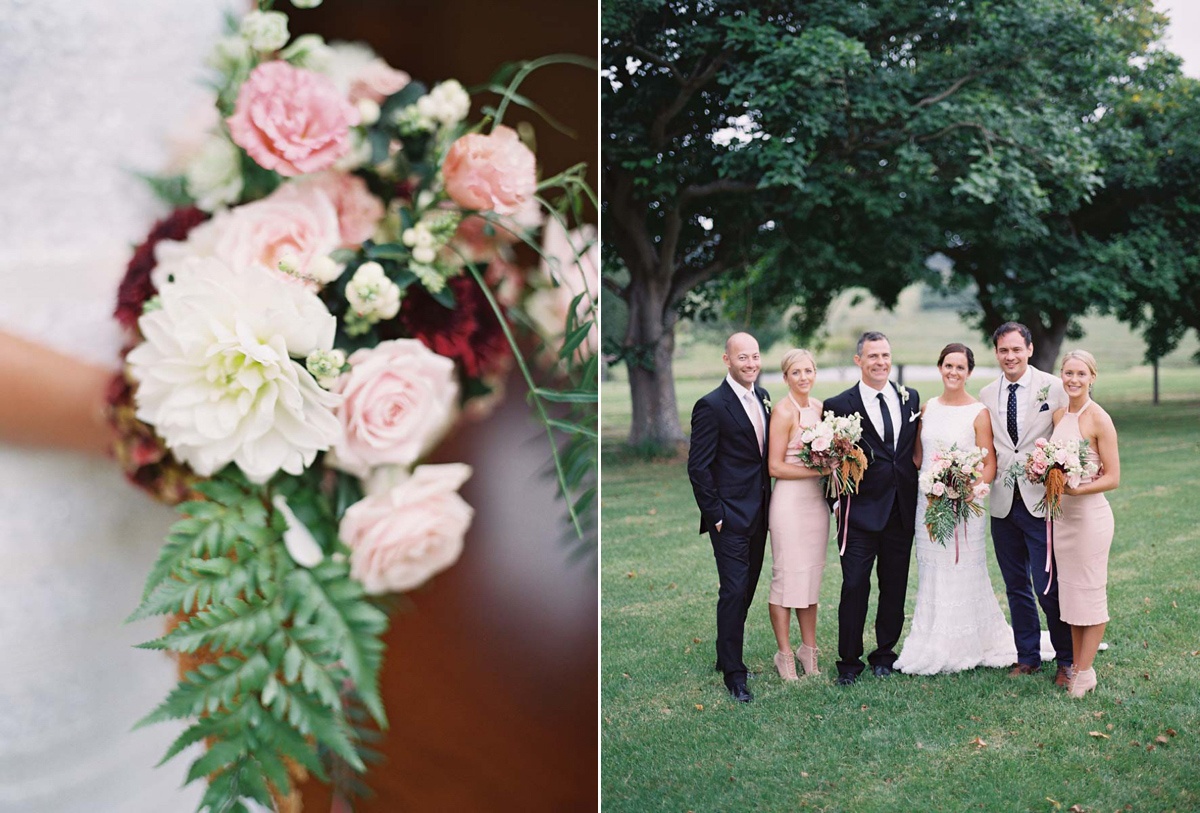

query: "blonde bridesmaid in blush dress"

left=766, top=349, right=831, bottom=680
left=1049, top=350, right=1119, bottom=697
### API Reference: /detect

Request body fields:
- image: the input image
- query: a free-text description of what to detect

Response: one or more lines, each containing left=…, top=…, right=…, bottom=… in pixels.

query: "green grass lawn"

left=601, top=400, right=1200, bottom=812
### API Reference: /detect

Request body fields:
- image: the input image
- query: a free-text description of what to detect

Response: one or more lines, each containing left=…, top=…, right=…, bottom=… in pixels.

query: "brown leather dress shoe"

left=1007, top=663, right=1041, bottom=677
left=1054, top=665, right=1075, bottom=688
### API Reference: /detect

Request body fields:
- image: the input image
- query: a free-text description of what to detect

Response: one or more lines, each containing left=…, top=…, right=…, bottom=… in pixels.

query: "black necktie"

left=877, top=392, right=894, bottom=449
left=1007, top=383, right=1020, bottom=445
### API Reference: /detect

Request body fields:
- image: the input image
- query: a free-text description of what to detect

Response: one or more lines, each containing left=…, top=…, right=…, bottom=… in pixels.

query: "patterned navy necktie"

left=1007, top=383, right=1020, bottom=445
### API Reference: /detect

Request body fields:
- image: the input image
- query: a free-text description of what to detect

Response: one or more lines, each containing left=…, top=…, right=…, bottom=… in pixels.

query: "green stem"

left=463, top=263, right=584, bottom=538
left=492, top=54, right=596, bottom=132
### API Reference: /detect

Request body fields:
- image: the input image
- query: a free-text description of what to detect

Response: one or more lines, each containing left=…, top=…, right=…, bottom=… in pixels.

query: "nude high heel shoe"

left=1068, top=667, right=1097, bottom=698
left=794, top=643, right=820, bottom=676
left=774, top=650, right=799, bottom=682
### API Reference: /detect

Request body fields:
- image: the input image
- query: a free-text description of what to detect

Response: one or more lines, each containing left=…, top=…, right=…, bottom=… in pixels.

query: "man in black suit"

left=687, top=332, right=772, bottom=703
left=822, top=331, right=920, bottom=685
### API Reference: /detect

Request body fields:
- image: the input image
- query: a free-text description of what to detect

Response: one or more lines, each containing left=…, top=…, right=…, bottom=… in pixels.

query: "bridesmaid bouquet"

left=1003, top=437, right=1098, bottom=519
left=795, top=411, right=868, bottom=500
left=919, top=443, right=989, bottom=560
left=105, top=3, right=596, bottom=810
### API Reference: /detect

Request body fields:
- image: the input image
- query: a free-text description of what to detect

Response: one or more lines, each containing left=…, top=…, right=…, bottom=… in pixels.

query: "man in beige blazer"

left=980, top=322, right=1073, bottom=686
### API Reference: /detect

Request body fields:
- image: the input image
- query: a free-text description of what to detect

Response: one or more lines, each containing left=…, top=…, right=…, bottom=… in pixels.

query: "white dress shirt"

left=726, top=373, right=766, bottom=451
left=997, top=367, right=1033, bottom=438
left=858, top=379, right=902, bottom=450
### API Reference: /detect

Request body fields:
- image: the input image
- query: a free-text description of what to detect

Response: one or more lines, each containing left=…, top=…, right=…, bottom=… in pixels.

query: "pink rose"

left=528, top=221, right=599, bottom=359
left=340, top=464, right=473, bottom=594
left=931, top=482, right=946, bottom=497
left=1032, top=460, right=1048, bottom=476
left=442, top=125, right=536, bottom=215
left=1035, top=437, right=1049, bottom=449
left=348, top=58, right=411, bottom=105
left=973, top=482, right=991, bottom=500
left=152, top=189, right=342, bottom=289
left=331, top=339, right=459, bottom=476
left=1031, top=450, right=1047, bottom=465
left=228, top=61, right=360, bottom=177
left=810, top=436, right=831, bottom=453
left=272, top=172, right=384, bottom=248
left=1066, top=473, right=1082, bottom=489
left=1054, top=448, right=1069, bottom=466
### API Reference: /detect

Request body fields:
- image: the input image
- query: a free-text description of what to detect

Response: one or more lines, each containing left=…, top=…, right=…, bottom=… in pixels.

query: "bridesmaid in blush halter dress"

left=1049, top=350, right=1119, bottom=697
left=766, top=349, right=832, bottom=680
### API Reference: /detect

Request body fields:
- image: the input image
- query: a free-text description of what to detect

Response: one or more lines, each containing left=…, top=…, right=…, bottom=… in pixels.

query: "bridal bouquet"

left=105, top=3, right=596, bottom=810
left=1003, top=437, right=1098, bottom=519
left=795, top=411, right=868, bottom=500
left=920, top=444, right=989, bottom=562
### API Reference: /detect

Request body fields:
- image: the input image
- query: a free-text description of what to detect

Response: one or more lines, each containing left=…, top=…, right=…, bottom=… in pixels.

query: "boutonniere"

left=1035, top=384, right=1050, bottom=405
left=762, top=395, right=772, bottom=414
left=897, top=385, right=910, bottom=405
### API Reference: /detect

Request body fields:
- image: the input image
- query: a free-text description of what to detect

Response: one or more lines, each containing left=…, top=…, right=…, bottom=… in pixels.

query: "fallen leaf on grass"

left=647, top=508, right=657, bottom=515
left=1166, top=728, right=1177, bottom=737
left=970, top=737, right=987, bottom=748
left=1046, top=798, right=1061, bottom=809
left=625, top=571, right=636, bottom=579
left=693, top=637, right=702, bottom=644
left=1068, top=805, right=1086, bottom=812
left=1092, top=711, right=1105, bottom=719
left=684, top=646, right=691, bottom=654
left=1155, top=735, right=1168, bottom=744
left=1106, top=724, right=1113, bottom=731
left=1142, top=673, right=1150, bottom=680
left=622, top=672, right=631, bottom=679
left=667, top=582, right=676, bottom=589
left=916, top=742, right=924, bottom=750
left=860, top=704, right=869, bottom=711
left=1088, top=731, right=1110, bottom=739
left=694, top=704, right=704, bottom=710
left=1146, top=745, right=1156, bottom=752
left=800, top=771, right=809, bottom=778
left=970, top=715, right=981, bottom=722
left=1172, top=600, right=1177, bottom=608
left=1191, top=650, right=1200, bottom=657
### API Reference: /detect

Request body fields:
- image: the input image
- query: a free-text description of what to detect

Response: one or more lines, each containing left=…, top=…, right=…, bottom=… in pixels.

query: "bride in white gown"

left=0, top=1, right=228, bottom=809
left=894, top=343, right=1019, bottom=675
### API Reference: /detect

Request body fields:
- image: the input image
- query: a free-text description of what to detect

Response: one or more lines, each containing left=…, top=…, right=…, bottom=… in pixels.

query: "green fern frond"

left=138, top=653, right=272, bottom=727
left=140, top=597, right=281, bottom=653
left=263, top=681, right=365, bottom=772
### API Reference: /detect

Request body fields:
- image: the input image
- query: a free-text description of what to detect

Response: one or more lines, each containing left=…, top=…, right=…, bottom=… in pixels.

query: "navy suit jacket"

left=687, top=379, right=771, bottom=536
left=822, top=382, right=920, bottom=534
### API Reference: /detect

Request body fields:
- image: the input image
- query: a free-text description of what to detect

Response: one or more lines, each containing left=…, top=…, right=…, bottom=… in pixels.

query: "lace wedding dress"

left=894, top=399, right=1018, bottom=675
left=0, top=2, right=227, bottom=809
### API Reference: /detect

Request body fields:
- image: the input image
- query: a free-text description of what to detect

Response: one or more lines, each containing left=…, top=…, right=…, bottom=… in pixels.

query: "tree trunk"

left=1028, top=316, right=1070, bottom=373
left=624, top=276, right=686, bottom=448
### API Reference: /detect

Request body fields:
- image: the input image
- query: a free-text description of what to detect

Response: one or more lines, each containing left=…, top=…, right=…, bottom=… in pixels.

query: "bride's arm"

left=0, top=330, right=117, bottom=456
left=974, top=408, right=997, bottom=484
left=912, top=402, right=925, bottom=469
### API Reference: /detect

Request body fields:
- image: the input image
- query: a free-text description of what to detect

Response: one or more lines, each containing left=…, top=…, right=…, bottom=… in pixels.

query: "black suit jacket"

left=823, top=382, right=920, bottom=534
left=687, top=379, right=772, bottom=536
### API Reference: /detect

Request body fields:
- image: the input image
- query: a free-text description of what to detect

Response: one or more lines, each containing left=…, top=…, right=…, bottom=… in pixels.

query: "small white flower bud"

left=307, top=255, right=344, bottom=284
left=240, top=10, right=290, bottom=52
left=413, top=245, right=437, bottom=264
left=401, top=228, right=418, bottom=247
left=291, top=0, right=323, bottom=8
left=277, top=253, right=300, bottom=275
left=357, top=98, right=381, bottom=126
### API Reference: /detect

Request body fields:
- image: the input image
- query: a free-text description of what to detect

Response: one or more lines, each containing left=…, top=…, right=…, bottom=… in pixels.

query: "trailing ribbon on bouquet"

left=839, top=495, right=850, bottom=556
left=1044, top=517, right=1054, bottom=595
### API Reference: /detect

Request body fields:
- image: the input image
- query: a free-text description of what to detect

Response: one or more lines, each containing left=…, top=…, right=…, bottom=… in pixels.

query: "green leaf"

left=138, top=653, right=273, bottom=726
left=545, top=419, right=598, bottom=439
left=140, top=597, right=281, bottom=653
left=533, top=387, right=598, bottom=403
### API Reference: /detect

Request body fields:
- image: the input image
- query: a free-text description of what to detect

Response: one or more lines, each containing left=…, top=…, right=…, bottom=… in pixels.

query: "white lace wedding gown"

left=894, top=399, right=1018, bottom=675
left=0, top=2, right=227, bottom=809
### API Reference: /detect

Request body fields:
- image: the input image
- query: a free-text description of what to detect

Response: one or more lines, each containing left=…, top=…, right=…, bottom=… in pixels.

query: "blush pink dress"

left=1049, top=400, right=1114, bottom=626
left=767, top=398, right=830, bottom=608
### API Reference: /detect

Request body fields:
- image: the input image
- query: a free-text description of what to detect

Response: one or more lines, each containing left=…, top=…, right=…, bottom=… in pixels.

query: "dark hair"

left=991, top=321, right=1032, bottom=348
left=937, top=343, right=975, bottom=372
left=856, top=331, right=889, bottom=356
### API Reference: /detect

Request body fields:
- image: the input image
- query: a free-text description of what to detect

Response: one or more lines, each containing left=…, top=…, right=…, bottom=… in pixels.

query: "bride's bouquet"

left=105, top=2, right=596, bottom=809
left=919, top=444, right=989, bottom=562
left=1003, top=436, right=1098, bottom=520
left=795, top=411, right=868, bottom=500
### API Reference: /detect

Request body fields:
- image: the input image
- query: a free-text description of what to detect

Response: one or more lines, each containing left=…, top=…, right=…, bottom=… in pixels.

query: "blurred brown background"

left=287, top=2, right=598, bottom=810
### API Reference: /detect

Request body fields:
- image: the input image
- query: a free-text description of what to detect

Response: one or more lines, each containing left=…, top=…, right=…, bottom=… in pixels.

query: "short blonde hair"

left=1061, top=349, right=1098, bottom=393
left=781, top=348, right=817, bottom=376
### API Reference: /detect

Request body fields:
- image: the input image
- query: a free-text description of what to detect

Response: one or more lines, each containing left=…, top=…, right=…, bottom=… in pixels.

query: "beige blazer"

left=980, top=366, right=1069, bottom=519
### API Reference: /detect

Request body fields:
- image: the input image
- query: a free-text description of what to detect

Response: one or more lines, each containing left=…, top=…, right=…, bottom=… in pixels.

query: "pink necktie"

left=746, top=393, right=764, bottom=454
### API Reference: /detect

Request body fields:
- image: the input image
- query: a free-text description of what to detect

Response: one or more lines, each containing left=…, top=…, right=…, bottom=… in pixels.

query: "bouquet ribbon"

left=1043, top=517, right=1054, bottom=595
left=839, top=494, right=850, bottom=556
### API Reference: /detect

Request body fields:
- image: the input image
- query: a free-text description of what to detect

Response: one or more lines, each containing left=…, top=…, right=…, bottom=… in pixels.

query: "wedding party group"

left=686, top=323, right=1120, bottom=704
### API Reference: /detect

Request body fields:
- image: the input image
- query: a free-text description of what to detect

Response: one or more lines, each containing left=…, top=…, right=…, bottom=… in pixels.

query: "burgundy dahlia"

left=395, top=276, right=510, bottom=378
left=115, top=206, right=209, bottom=330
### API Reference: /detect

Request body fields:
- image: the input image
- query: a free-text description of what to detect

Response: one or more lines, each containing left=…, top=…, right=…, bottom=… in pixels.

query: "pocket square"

left=1039, top=402, right=1050, bottom=412
left=908, top=411, right=920, bottom=423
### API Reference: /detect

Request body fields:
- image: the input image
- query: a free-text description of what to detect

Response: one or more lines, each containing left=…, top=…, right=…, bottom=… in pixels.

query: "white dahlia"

left=128, top=257, right=342, bottom=483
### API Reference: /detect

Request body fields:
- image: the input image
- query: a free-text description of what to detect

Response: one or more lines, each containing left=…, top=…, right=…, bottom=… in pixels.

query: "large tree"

left=603, top=0, right=1118, bottom=446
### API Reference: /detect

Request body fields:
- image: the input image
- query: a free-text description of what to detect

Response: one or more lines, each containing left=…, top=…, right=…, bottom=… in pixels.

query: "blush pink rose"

left=330, top=339, right=459, bottom=476
left=810, top=436, right=831, bottom=453
left=228, top=61, right=360, bottom=177
left=272, top=172, right=384, bottom=248
left=442, top=125, right=537, bottom=215
left=348, top=58, right=411, bottom=105
left=1053, top=448, right=1069, bottom=465
left=1032, top=460, right=1048, bottom=476
left=340, top=464, right=473, bottom=594
left=1035, top=437, right=1049, bottom=449
left=931, top=482, right=947, bottom=497
left=151, top=189, right=341, bottom=289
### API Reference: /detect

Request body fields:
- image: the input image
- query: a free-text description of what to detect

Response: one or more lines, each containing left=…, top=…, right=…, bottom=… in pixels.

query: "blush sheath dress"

left=767, top=400, right=830, bottom=609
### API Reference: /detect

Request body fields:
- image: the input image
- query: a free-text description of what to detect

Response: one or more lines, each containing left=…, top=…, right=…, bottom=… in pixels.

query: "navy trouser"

left=709, top=513, right=767, bottom=689
left=991, top=498, right=1073, bottom=667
